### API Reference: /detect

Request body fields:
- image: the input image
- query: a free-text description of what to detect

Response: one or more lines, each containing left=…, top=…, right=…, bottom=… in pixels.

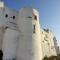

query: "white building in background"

left=41, top=29, right=57, bottom=59
left=0, top=0, right=57, bottom=60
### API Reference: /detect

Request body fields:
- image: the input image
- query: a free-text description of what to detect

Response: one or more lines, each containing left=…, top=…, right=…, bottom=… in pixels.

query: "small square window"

left=34, top=15, right=37, bottom=20
left=5, top=14, right=8, bottom=18
left=13, top=16, right=15, bottom=19
left=33, top=25, right=35, bottom=33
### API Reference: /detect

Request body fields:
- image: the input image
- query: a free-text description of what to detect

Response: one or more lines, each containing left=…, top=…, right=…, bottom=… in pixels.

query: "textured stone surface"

left=17, top=8, right=42, bottom=60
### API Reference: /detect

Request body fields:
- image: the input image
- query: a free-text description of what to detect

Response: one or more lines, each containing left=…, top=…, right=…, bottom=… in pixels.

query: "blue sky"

left=4, top=0, right=60, bottom=45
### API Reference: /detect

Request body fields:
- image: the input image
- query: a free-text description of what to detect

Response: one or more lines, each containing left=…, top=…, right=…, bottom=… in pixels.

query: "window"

left=33, top=25, right=35, bottom=33
left=27, top=16, right=32, bottom=18
left=34, top=15, right=37, bottom=20
left=13, top=16, right=15, bottom=19
left=5, top=14, right=8, bottom=18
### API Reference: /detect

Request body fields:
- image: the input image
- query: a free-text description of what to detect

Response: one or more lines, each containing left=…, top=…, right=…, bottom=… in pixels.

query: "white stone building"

left=41, top=29, right=57, bottom=59
left=0, top=1, right=42, bottom=60
left=17, top=8, right=42, bottom=60
left=0, top=0, right=57, bottom=60
left=0, top=1, right=20, bottom=60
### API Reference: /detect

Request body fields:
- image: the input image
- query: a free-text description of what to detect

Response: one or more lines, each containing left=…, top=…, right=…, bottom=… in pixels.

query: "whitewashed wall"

left=2, top=28, right=20, bottom=60
left=17, top=8, right=33, bottom=60
left=3, top=7, right=18, bottom=30
left=0, top=1, right=5, bottom=50
left=17, top=8, right=42, bottom=60
left=2, top=7, right=19, bottom=60
left=32, top=9, right=42, bottom=60
left=41, top=29, right=57, bottom=58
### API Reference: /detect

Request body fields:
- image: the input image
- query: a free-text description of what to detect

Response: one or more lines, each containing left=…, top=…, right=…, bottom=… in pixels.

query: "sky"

left=3, top=0, right=60, bottom=45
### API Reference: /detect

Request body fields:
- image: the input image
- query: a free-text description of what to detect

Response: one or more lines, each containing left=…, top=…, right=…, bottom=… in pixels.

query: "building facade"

left=17, top=8, right=42, bottom=60
left=0, top=1, right=42, bottom=60
left=0, top=1, right=20, bottom=60
left=41, top=29, right=57, bottom=59
left=0, top=0, right=57, bottom=60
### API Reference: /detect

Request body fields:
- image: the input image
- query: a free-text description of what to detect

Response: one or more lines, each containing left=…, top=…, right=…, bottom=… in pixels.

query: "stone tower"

left=17, top=8, right=42, bottom=60
left=0, top=1, right=20, bottom=59
left=2, top=7, right=20, bottom=60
